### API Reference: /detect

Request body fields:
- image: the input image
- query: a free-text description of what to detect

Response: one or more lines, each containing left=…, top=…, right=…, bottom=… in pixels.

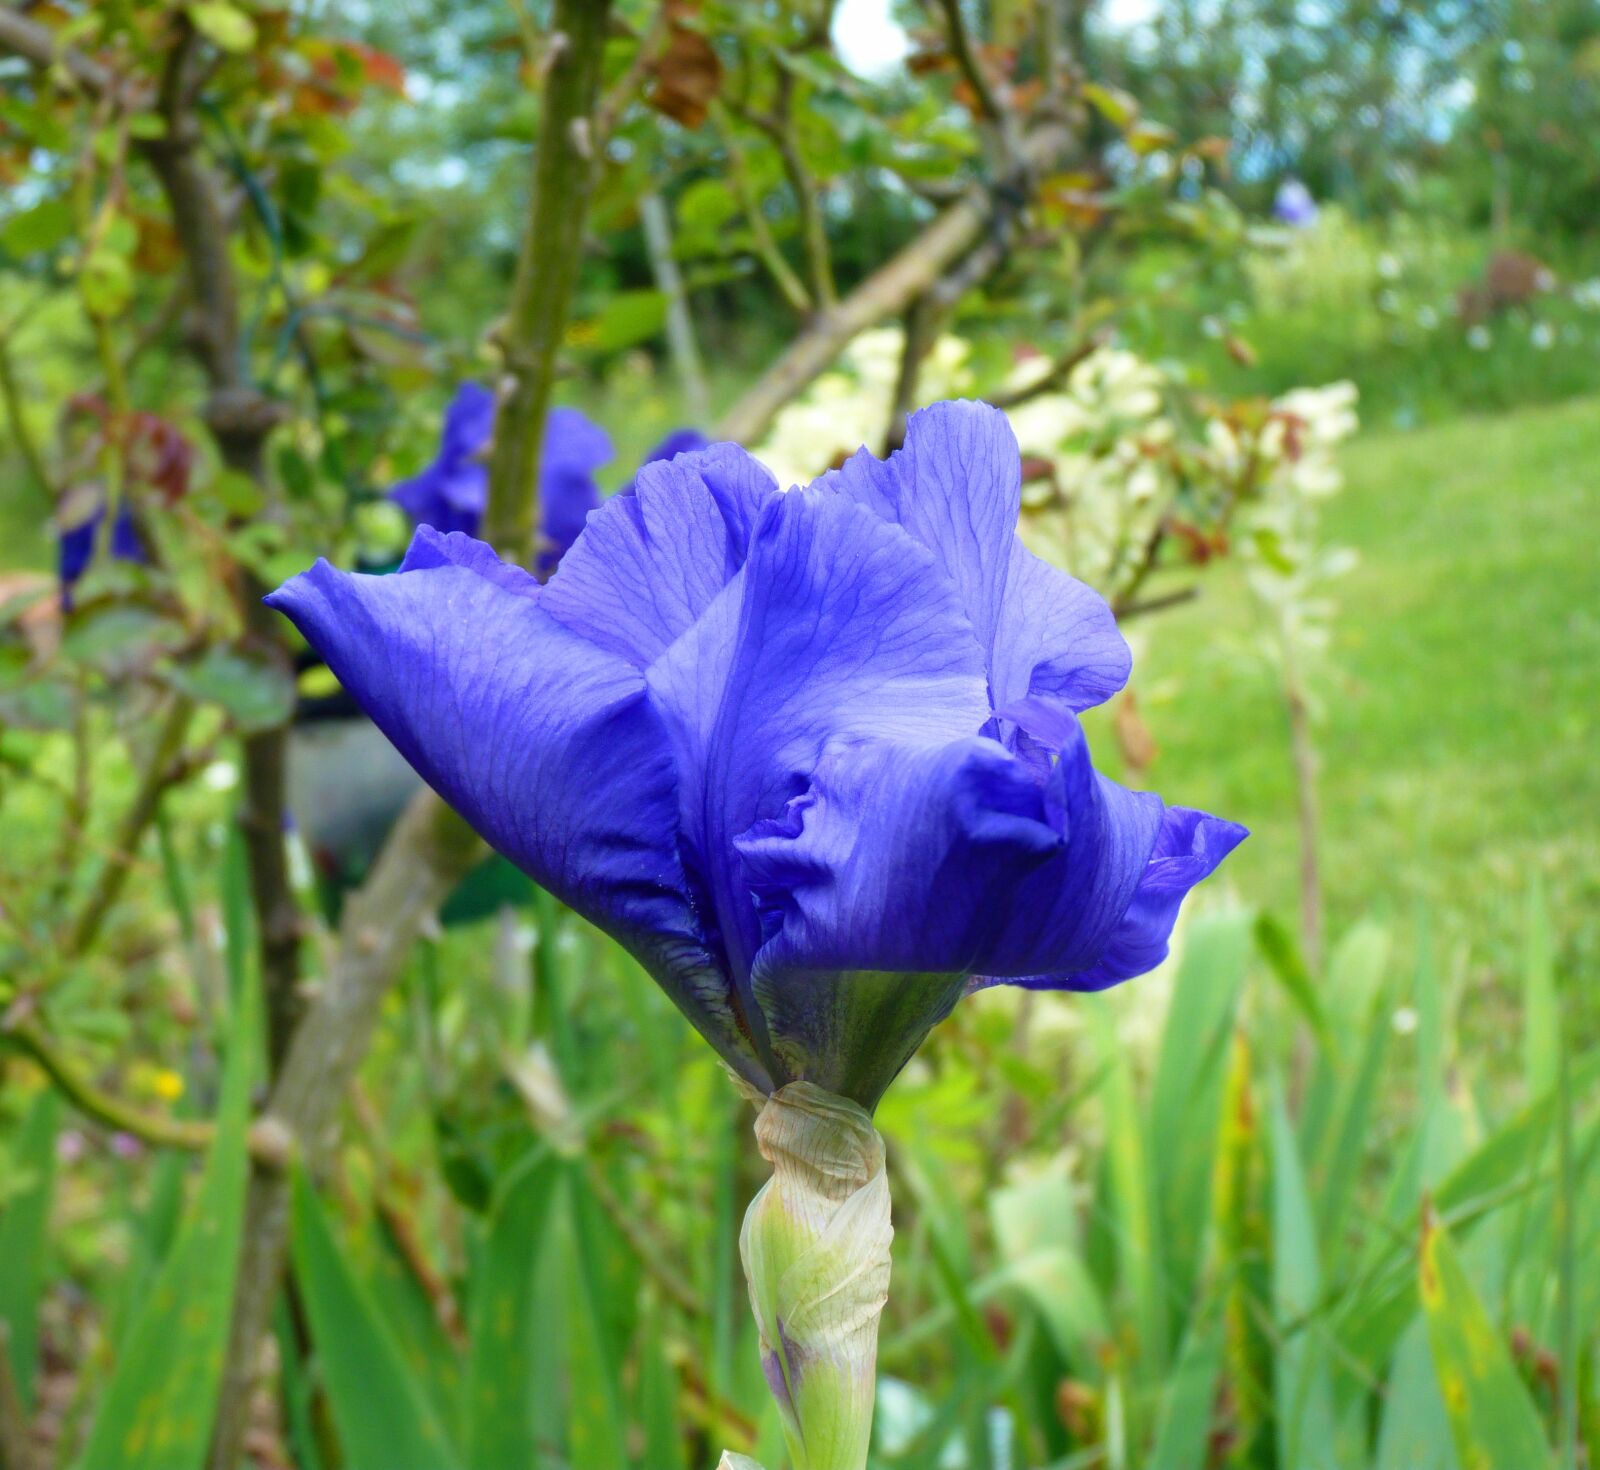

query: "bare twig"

left=2, top=1017, right=215, bottom=1154
left=208, top=793, right=482, bottom=1467
left=715, top=115, right=1073, bottom=444
left=884, top=292, right=942, bottom=453
left=935, top=0, right=1006, bottom=130
left=594, top=3, right=668, bottom=145
left=1279, top=628, right=1324, bottom=975
left=731, top=66, right=837, bottom=312
left=640, top=190, right=709, bottom=423
left=714, top=106, right=813, bottom=315
left=986, top=327, right=1110, bottom=409
left=0, top=6, right=131, bottom=99
left=1113, top=586, right=1199, bottom=621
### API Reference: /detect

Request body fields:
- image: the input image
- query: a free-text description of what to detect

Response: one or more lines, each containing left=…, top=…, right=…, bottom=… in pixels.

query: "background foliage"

left=0, top=1, right=1595, bottom=1468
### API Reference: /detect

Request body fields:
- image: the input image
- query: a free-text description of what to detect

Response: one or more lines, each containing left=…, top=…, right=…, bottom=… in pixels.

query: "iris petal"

left=735, top=736, right=1060, bottom=1105
left=646, top=488, right=992, bottom=1076
left=1044, top=807, right=1250, bottom=991
left=820, top=400, right=1019, bottom=660
left=266, top=529, right=769, bottom=1090
left=818, top=401, right=1129, bottom=724
left=542, top=444, right=777, bottom=666
left=991, top=541, right=1132, bottom=719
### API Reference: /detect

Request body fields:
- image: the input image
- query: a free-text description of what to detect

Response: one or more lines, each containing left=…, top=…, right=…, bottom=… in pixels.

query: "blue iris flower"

left=386, top=382, right=616, bottom=571
left=271, top=401, right=1245, bottom=1110
left=58, top=501, right=145, bottom=604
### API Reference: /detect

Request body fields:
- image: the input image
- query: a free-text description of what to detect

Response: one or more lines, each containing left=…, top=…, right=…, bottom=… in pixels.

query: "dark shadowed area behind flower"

left=268, top=400, right=1245, bottom=1111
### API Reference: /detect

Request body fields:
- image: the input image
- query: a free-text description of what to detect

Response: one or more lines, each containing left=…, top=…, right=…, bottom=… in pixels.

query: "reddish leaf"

left=647, top=4, right=722, bottom=129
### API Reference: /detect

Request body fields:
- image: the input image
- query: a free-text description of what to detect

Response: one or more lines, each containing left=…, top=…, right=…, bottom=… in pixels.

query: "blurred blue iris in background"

left=273, top=401, right=1244, bottom=1110
left=1274, top=177, right=1319, bottom=228
left=58, top=500, right=145, bottom=604
left=387, top=383, right=709, bottom=572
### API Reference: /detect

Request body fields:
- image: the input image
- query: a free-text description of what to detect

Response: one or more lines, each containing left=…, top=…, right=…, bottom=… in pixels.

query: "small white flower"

left=202, top=760, right=239, bottom=792
left=1530, top=321, right=1555, bottom=350
left=1467, top=325, right=1492, bottom=351
left=1391, top=1006, right=1419, bottom=1036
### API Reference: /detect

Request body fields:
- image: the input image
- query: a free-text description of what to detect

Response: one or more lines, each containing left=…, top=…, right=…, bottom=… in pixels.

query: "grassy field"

left=1093, top=393, right=1600, bottom=1040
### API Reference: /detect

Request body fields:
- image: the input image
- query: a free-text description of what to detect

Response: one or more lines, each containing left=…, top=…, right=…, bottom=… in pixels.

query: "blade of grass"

left=1419, top=1209, right=1554, bottom=1470
left=78, top=968, right=257, bottom=1470
left=290, top=1170, right=464, bottom=1470
left=462, top=1145, right=562, bottom=1469
left=0, top=1090, right=57, bottom=1412
left=1269, top=1083, right=1337, bottom=1470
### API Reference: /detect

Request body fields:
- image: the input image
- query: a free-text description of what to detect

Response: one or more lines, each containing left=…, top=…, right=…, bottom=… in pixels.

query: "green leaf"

left=1089, top=1000, right=1166, bottom=1382
left=187, top=2, right=258, bottom=52
left=291, top=1172, right=464, bottom=1470
left=79, top=967, right=257, bottom=1470
left=1316, top=987, right=1392, bottom=1263
left=989, top=1167, right=1110, bottom=1372
left=1149, top=912, right=1250, bottom=1315
left=62, top=604, right=187, bottom=677
left=1213, top=1033, right=1272, bottom=1464
left=1082, top=82, right=1138, bottom=127
left=564, top=1168, right=630, bottom=1470
left=1254, top=912, right=1332, bottom=1050
left=1523, top=877, right=1557, bottom=1098
left=462, top=1148, right=562, bottom=1469
left=1147, top=1313, right=1223, bottom=1470
left=80, top=246, right=134, bottom=317
left=636, top=1295, right=688, bottom=1470
left=0, top=197, right=74, bottom=256
left=1270, top=1085, right=1337, bottom=1470
left=164, top=646, right=294, bottom=734
left=213, top=469, right=265, bottom=517
left=362, top=1211, right=463, bottom=1436
left=1419, top=1212, right=1554, bottom=1470
left=585, top=289, right=668, bottom=352
left=0, top=1090, right=58, bottom=1411
left=1376, top=1318, right=1459, bottom=1470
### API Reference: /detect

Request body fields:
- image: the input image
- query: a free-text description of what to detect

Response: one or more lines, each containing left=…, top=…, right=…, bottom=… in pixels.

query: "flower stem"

left=736, top=1082, right=892, bottom=1470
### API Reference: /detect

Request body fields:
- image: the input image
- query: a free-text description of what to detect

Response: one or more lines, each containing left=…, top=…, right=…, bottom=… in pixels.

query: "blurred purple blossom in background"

left=1274, top=177, right=1319, bottom=228
left=57, top=500, right=145, bottom=602
left=388, top=383, right=710, bottom=573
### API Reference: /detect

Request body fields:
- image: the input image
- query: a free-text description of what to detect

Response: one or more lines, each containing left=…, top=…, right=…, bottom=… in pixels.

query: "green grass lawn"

left=1092, top=394, right=1600, bottom=1030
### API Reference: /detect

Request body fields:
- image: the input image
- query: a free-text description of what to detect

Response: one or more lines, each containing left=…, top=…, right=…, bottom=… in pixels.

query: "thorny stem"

left=484, top=0, right=615, bottom=568
left=66, top=695, right=197, bottom=958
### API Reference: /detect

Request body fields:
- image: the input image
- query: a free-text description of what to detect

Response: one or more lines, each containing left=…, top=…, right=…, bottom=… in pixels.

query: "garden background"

left=0, top=2, right=1596, bottom=1467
